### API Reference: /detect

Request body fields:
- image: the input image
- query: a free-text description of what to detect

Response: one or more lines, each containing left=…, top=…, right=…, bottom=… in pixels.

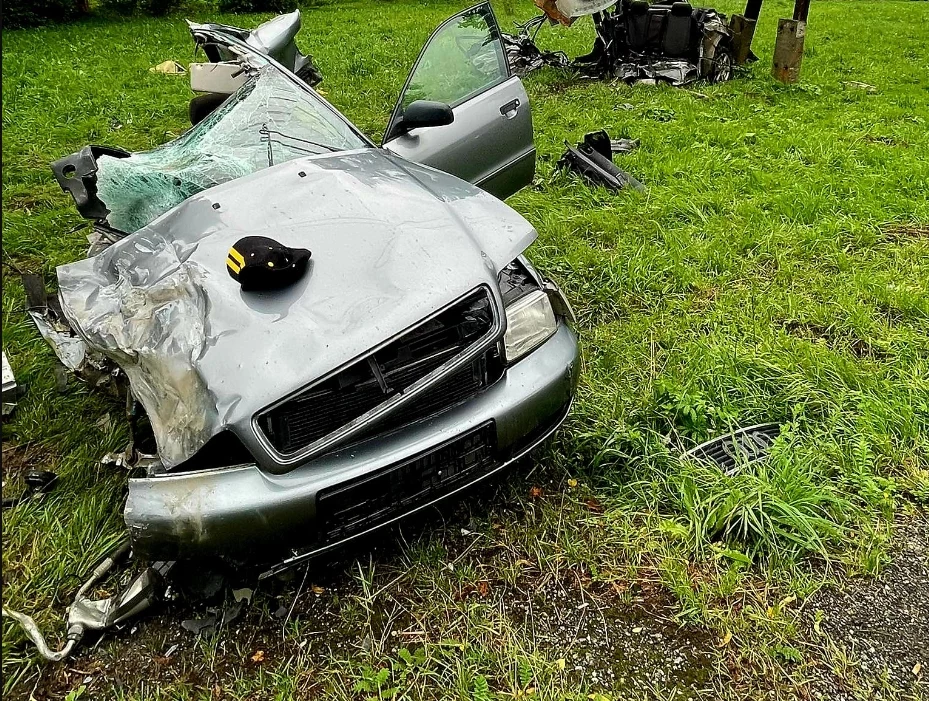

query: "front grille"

left=257, top=288, right=497, bottom=455
left=316, top=422, right=497, bottom=542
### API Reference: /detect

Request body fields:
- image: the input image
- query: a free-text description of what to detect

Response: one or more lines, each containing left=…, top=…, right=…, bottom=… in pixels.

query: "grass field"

left=2, top=0, right=928, bottom=698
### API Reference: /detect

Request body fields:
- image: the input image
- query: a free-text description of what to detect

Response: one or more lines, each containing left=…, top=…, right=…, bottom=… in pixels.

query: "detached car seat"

left=662, top=2, right=694, bottom=57
left=625, top=0, right=650, bottom=52
left=644, top=5, right=670, bottom=51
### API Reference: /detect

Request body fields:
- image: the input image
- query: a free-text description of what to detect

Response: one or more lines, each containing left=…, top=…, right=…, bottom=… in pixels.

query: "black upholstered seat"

left=663, top=2, right=694, bottom=57
left=625, top=0, right=650, bottom=52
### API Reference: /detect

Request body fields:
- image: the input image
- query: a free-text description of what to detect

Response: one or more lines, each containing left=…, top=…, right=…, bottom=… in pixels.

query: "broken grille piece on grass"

left=558, top=130, right=645, bottom=192
left=682, top=423, right=781, bottom=475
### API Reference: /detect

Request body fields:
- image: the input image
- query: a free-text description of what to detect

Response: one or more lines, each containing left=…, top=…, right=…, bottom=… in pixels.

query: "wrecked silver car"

left=504, top=0, right=758, bottom=86
left=46, top=4, right=579, bottom=575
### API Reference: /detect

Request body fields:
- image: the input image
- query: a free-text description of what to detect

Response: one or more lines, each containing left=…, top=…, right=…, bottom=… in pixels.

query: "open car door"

left=382, top=2, right=535, bottom=200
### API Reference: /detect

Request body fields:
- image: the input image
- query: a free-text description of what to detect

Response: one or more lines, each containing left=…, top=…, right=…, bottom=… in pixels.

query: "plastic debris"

left=22, top=273, right=121, bottom=396
left=682, top=423, right=781, bottom=475
left=181, top=602, right=243, bottom=637
left=558, top=130, right=644, bottom=192
left=2, top=352, right=20, bottom=416
left=150, top=60, right=186, bottom=75
left=2, top=470, right=58, bottom=510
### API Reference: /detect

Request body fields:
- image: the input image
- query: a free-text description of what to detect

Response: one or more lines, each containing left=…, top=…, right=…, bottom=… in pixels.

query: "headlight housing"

left=503, top=289, right=557, bottom=363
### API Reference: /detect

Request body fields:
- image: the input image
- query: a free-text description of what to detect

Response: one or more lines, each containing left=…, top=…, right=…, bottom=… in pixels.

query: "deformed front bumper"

left=125, top=322, right=579, bottom=563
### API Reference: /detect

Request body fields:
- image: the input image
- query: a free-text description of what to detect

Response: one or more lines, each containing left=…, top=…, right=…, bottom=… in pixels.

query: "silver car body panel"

left=385, top=78, right=535, bottom=201
left=49, top=6, right=574, bottom=566
left=57, top=149, right=537, bottom=469
left=383, top=3, right=535, bottom=200
left=125, top=322, right=579, bottom=561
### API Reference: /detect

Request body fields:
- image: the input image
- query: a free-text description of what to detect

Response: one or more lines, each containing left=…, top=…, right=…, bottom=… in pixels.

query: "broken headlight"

left=498, top=258, right=560, bottom=364
left=503, top=290, right=557, bottom=363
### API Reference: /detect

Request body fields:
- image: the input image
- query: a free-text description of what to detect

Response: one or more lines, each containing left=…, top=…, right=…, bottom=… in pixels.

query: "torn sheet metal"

left=2, top=352, right=20, bottom=415
left=22, top=274, right=86, bottom=372
left=609, top=137, right=639, bottom=154
left=502, top=18, right=569, bottom=76
left=558, top=130, right=644, bottom=192
left=602, top=59, right=700, bottom=86
left=22, top=273, right=120, bottom=392
left=53, top=64, right=365, bottom=235
left=57, top=230, right=216, bottom=467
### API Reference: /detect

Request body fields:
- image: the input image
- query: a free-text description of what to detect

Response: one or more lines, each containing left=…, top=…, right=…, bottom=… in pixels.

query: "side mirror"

left=393, top=100, right=454, bottom=137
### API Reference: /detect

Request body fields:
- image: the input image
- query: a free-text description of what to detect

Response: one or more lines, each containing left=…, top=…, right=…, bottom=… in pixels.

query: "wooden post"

left=729, top=0, right=763, bottom=65
left=792, top=0, right=811, bottom=22
left=772, top=0, right=810, bottom=83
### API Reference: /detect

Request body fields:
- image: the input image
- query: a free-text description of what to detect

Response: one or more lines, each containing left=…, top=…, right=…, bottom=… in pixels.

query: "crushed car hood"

left=57, top=148, right=536, bottom=468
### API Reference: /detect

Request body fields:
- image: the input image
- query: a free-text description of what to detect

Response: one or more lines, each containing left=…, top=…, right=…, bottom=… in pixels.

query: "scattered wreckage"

left=4, top=3, right=580, bottom=659
left=504, top=0, right=762, bottom=85
left=187, top=10, right=323, bottom=125
left=558, top=130, right=644, bottom=191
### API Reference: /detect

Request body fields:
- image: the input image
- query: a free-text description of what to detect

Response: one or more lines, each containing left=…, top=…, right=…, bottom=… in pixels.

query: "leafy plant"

left=670, top=436, right=855, bottom=557
left=471, top=674, right=491, bottom=701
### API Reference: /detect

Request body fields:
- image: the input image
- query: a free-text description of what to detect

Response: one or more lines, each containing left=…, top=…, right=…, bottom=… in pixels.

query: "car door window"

left=393, top=5, right=509, bottom=117
left=382, top=2, right=535, bottom=199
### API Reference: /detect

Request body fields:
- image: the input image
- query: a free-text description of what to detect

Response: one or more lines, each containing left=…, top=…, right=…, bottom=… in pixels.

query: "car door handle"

left=500, top=99, right=520, bottom=119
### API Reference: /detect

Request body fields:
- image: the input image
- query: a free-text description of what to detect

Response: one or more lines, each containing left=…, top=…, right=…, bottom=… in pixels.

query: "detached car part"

left=2, top=470, right=58, bottom=510
left=509, top=0, right=750, bottom=86
left=2, top=351, right=21, bottom=415
left=40, top=4, right=578, bottom=574
left=559, top=130, right=645, bottom=191
left=502, top=16, right=570, bottom=76
left=187, top=10, right=323, bottom=126
left=2, top=543, right=172, bottom=662
left=683, top=423, right=781, bottom=475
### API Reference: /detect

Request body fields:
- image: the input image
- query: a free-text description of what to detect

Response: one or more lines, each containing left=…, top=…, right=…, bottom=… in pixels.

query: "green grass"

left=3, top=0, right=928, bottom=698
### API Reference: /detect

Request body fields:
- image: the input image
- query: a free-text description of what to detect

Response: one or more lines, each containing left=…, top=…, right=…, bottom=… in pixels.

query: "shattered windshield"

left=97, top=65, right=368, bottom=233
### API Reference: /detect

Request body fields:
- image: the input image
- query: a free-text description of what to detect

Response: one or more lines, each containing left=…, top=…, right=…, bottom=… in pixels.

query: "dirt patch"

left=803, top=512, right=929, bottom=700
left=782, top=320, right=888, bottom=359
left=1, top=443, right=58, bottom=502
left=512, top=577, right=716, bottom=697
left=28, top=571, right=716, bottom=700
left=17, top=495, right=717, bottom=700
left=880, top=223, right=929, bottom=242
